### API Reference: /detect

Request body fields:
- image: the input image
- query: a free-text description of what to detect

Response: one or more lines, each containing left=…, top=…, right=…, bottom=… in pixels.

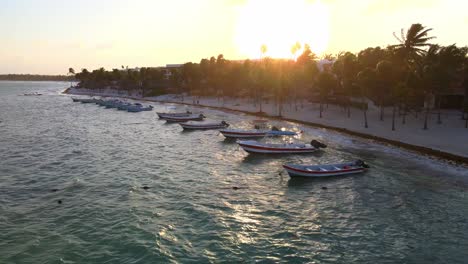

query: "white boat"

left=180, top=121, right=229, bottom=130
left=266, top=128, right=298, bottom=136
left=237, top=140, right=327, bottom=154
left=117, top=103, right=132, bottom=111
left=283, top=160, right=369, bottom=177
left=125, top=103, right=153, bottom=112
left=220, top=127, right=297, bottom=139
left=220, top=129, right=268, bottom=138
left=164, top=114, right=205, bottom=123
left=157, top=111, right=192, bottom=119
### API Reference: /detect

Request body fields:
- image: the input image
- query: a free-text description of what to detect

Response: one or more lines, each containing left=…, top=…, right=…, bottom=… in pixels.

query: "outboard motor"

left=186, top=111, right=192, bottom=114
left=355, top=159, right=370, bottom=168
left=271, top=126, right=280, bottom=131
left=221, top=121, right=230, bottom=127
left=200, top=114, right=206, bottom=118
left=310, top=140, right=327, bottom=149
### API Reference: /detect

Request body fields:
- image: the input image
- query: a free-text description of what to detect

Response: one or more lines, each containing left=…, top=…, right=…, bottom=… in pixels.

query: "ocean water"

left=0, top=81, right=467, bottom=264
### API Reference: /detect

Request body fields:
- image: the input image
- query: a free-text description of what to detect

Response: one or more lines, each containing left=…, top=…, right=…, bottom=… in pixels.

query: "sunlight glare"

left=235, top=0, right=330, bottom=59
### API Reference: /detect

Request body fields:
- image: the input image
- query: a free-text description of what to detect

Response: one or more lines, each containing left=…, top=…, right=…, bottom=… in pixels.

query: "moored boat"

left=220, top=126, right=297, bottom=139
left=237, top=140, right=327, bottom=154
left=180, top=121, right=229, bottom=130
left=157, top=111, right=192, bottom=119
left=219, top=129, right=268, bottom=138
left=165, top=114, right=205, bottom=123
left=80, top=98, right=97, bottom=104
left=283, top=160, right=369, bottom=177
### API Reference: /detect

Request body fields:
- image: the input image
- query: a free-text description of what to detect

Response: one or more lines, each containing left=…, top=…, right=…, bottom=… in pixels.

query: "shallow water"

left=0, top=81, right=467, bottom=263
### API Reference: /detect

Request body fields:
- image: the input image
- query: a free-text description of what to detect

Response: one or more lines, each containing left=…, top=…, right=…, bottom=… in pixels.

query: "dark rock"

left=142, top=186, right=150, bottom=190
left=321, top=187, right=328, bottom=190
left=58, top=200, right=62, bottom=204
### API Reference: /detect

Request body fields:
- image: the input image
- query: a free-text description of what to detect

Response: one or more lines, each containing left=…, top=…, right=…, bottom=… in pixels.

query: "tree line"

left=72, top=24, right=468, bottom=129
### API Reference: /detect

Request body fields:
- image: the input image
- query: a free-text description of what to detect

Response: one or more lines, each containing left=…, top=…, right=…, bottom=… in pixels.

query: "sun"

left=235, top=0, right=330, bottom=59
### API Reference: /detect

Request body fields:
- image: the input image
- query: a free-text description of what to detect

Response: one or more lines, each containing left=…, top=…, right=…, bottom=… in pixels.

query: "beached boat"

left=164, top=114, right=205, bottom=123
left=237, top=140, right=327, bottom=154
left=157, top=111, right=192, bottom=119
left=283, top=160, right=369, bottom=177
left=180, top=121, right=229, bottom=130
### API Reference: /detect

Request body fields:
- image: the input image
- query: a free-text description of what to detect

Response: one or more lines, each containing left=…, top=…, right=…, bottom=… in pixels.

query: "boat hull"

left=237, top=141, right=318, bottom=154
left=165, top=116, right=204, bottom=123
left=283, top=164, right=366, bottom=177
left=181, top=123, right=228, bottom=130
left=157, top=112, right=191, bottom=119
left=220, top=129, right=267, bottom=138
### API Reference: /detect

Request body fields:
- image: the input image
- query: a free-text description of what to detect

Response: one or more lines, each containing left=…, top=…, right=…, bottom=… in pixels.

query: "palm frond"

left=414, top=28, right=433, bottom=39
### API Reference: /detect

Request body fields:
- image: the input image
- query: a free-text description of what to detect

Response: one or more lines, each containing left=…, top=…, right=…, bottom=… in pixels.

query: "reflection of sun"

left=235, top=0, right=330, bottom=59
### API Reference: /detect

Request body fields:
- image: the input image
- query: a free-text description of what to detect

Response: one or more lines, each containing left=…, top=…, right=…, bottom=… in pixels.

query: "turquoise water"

left=0, top=81, right=467, bottom=263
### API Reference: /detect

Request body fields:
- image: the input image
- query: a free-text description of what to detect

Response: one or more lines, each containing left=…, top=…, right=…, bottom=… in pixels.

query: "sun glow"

left=235, top=0, right=330, bottom=59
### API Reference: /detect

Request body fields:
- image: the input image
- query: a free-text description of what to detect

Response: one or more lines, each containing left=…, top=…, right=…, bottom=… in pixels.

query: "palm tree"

left=375, top=60, right=395, bottom=121
left=391, top=23, right=435, bottom=67
left=68, top=68, right=75, bottom=87
left=316, top=72, right=336, bottom=118
left=260, top=44, right=268, bottom=59
left=357, top=68, right=376, bottom=128
left=391, top=24, right=435, bottom=128
left=291, top=42, right=301, bottom=61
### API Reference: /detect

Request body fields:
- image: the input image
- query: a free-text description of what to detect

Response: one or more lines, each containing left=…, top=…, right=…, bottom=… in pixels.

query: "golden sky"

left=0, top=0, right=467, bottom=74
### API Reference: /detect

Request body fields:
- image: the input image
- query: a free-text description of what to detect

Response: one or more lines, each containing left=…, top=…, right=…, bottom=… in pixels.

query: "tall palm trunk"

left=437, top=96, right=442, bottom=124
left=379, top=97, right=384, bottom=121
left=401, top=102, right=406, bottom=124
left=363, top=108, right=368, bottom=128
left=423, top=106, right=430, bottom=130
left=319, top=99, right=323, bottom=118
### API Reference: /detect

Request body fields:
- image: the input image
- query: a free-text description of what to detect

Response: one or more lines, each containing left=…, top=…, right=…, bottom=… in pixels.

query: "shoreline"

left=63, top=88, right=468, bottom=166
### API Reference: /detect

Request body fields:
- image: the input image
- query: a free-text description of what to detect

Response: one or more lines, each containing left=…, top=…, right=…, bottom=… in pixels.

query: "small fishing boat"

left=266, top=126, right=298, bottom=136
left=220, top=129, right=268, bottom=138
left=80, top=98, right=97, bottom=104
left=24, top=92, right=42, bottom=96
left=180, top=121, right=229, bottom=130
left=237, top=140, right=327, bottom=154
left=117, top=103, right=132, bottom=111
left=127, top=104, right=153, bottom=112
left=157, top=111, right=192, bottom=119
left=164, top=114, right=205, bottom=123
left=283, top=160, right=370, bottom=177
left=220, top=126, right=297, bottom=139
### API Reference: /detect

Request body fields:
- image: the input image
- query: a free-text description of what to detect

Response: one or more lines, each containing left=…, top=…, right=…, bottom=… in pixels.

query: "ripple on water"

left=0, top=82, right=468, bottom=263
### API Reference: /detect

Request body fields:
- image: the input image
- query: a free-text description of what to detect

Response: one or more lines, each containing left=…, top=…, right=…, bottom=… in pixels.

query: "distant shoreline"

left=0, top=74, right=72, bottom=82
left=63, top=87, right=468, bottom=166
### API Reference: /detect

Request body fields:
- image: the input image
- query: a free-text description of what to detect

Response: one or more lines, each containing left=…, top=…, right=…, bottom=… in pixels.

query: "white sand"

left=67, top=87, right=468, bottom=159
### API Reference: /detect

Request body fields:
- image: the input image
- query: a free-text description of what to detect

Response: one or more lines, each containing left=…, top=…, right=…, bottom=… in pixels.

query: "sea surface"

left=0, top=81, right=467, bottom=264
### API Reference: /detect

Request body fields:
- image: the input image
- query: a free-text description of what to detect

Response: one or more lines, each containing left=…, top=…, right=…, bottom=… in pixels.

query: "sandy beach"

left=65, top=87, right=468, bottom=163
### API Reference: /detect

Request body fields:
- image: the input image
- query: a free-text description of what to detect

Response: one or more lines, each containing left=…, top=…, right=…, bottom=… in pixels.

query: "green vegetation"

left=73, top=23, right=468, bottom=129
